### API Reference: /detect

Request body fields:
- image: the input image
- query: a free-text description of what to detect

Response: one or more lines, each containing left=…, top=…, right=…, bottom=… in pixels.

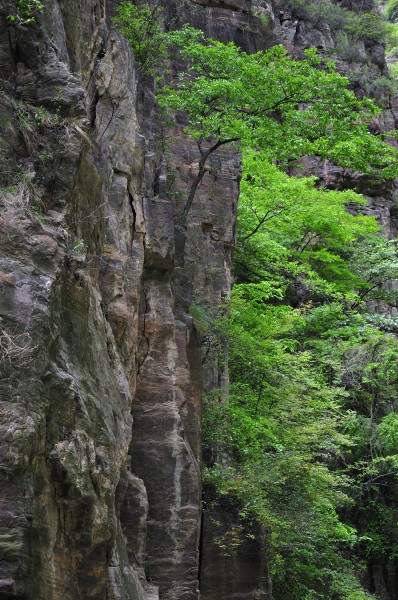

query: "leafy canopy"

left=235, top=150, right=385, bottom=306
left=203, top=152, right=398, bottom=600
left=158, top=26, right=398, bottom=178
left=204, top=184, right=398, bottom=599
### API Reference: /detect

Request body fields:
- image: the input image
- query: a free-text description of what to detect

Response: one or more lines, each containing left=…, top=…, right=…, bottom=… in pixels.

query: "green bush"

left=113, top=1, right=168, bottom=73
left=344, top=11, right=390, bottom=43
left=6, top=0, right=44, bottom=25
left=285, top=0, right=389, bottom=44
left=334, top=33, right=368, bottom=62
left=306, top=0, right=350, bottom=30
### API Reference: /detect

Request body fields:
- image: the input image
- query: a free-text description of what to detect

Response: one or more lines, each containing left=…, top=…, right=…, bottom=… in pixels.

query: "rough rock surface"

left=199, top=507, right=272, bottom=600
left=0, top=0, right=240, bottom=597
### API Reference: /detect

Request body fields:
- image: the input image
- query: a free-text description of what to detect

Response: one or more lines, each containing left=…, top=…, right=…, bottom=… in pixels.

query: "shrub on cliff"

left=113, top=1, right=168, bottom=73
left=386, top=0, right=398, bottom=22
left=6, top=0, right=43, bottom=25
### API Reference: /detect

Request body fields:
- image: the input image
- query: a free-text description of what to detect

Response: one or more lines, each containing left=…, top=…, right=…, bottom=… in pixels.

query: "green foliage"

left=285, top=0, right=398, bottom=67
left=115, top=6, right=398, bottom=225
left=202, top=146, right=398, bottom=598
left=378, top=413, right=398, bottom=452
left=386, top=0, right=398, bottom=22
left=249, top=6, right=272, bottom=31
left=349, top=238, right=398, bottom=306
left=334, top=32, right=369, bottom=63
left=113, top=1, right=167, bottom=73
left=6, top=0, right=43, bottom=25
left=344, top=11, right=390, bottom=43
left=292, top=0, right=349, bottom=31
left=348, top=65, right=398, bottom=105
left=189, top=301, right=213, bottom=336
left=284, top=0, right=389, bottom=43
left=234, top=150, right=398, bottom=316
left=159, top=27, right=397, bottom=179
left=148, top=13, right=398, bottom=598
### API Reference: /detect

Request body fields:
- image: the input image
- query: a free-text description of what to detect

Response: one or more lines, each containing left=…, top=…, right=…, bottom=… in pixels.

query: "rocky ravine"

left=0, top=0, right=396, bottom=599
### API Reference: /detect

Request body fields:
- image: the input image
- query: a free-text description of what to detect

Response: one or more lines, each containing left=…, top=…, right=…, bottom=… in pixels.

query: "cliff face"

left=0, top=0, right=238, bottom=598
left=0, top=0, right=396, bottom=599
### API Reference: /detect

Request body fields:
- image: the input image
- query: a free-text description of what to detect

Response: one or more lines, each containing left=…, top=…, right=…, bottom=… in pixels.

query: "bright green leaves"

left=202, top=274, right=363, bottom=598
left=162, top=20, right=398, bottom=598
left=343, top=11, right=391, bottom=43
left=378, top=413, right=398, bottom=453
left=349, top=237, right=398, bottom=306
left=6, top=0, right=44, bottom=25
left=204, top=127, right=398, bottom=599
left=117, top=10, right=398, bottom=596
left=212, top=270, right=398, bottom=598
left=386, top=0, right=398, bottom=23
left=235, top=150, right=383, bottom=306
left=113, top=2, right=168, bottom=73
left=298, top=315, right=398, bottom=572
left=158, top=26, right=398, bottom=178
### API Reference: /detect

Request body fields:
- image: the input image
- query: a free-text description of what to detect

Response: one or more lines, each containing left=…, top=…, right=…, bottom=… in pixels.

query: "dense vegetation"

left=114, top=2, right=398, bottom=598
left=204, top=153, right=398, bottom=599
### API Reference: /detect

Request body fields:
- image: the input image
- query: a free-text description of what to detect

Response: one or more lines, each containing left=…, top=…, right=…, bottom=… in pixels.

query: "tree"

left=202, top=143, right=398, bottom=600
left=234, top=150, right=383, bottom=306
left=114, top=7, right=398, bottom=220
left=115, top=9, right=398, bottom=594
left=158, top=26, right=398, bottom=222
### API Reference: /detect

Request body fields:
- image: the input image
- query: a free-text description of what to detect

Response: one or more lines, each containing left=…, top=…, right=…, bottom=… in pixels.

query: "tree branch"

left=241, top=206, right=287, bottom=241
left=179, top=137, right=240, bottom=224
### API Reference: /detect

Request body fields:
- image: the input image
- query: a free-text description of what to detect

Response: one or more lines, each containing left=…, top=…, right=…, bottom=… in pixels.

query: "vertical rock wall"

left=0, top=1, right=153, bottom=597
left=0, top=0, right=242, bottom=598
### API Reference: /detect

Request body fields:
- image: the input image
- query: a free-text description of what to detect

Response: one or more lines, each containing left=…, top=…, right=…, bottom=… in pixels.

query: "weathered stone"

left=200, top=508, right=272, bottom=600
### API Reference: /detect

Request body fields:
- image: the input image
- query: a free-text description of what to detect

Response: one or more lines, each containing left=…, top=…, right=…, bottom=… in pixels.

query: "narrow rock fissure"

left=128, top=190, right=136, bottom=243
left=137, top=288, right=150, bottom=373
left=90, top=88, right=100, bottom=128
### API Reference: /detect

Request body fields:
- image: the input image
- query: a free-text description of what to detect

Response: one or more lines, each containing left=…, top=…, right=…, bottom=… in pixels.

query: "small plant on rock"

left=113, top=1, right=168, bottom=73
left=6, top=0, right=44, bottom=25
left=0, top=321, right=33, bottom=367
